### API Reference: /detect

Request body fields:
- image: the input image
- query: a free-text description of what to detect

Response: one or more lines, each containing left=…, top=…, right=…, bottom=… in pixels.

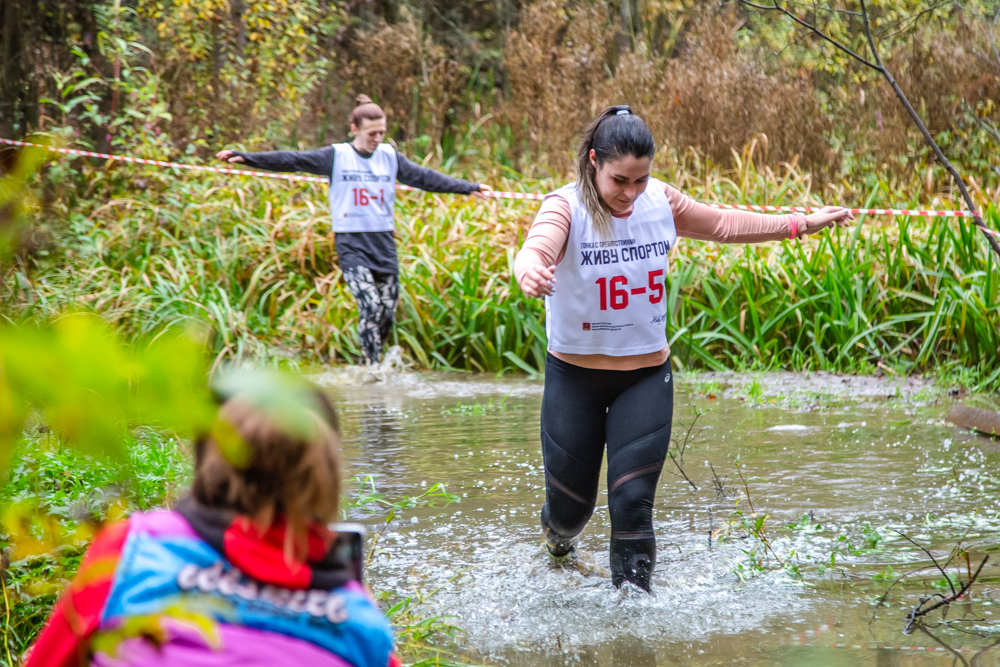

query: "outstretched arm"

left=396, top=153, right=486, bottom=195
left=215, top=146, right=335, bottom=177
left=669, top=184, right=852, bottom=243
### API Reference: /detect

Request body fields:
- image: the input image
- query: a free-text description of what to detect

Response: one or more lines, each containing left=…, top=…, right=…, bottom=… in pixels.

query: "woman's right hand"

left=801, top=206, right=854, bottom=236
left=215, top=149, right=244, bottom=163
left=520, top=264, right=557, bottom=298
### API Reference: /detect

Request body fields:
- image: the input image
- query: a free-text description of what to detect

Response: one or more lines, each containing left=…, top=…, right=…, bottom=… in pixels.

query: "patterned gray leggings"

left=343, top=266, right=400, bottom=364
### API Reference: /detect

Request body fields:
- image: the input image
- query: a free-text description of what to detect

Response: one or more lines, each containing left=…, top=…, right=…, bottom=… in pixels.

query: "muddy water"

left=317, top=368, right=1000, bottom=666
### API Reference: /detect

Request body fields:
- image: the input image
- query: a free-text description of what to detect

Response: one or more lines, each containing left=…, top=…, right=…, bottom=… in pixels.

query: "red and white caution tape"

left=395, top=182, right=544, bottom=200
left=827, top=642, right=980, bottom=654
left=708, top=202, right=975, bottom=218
left=0, top=138, right=545, bottom=200
left=3, top=138, right=998, bottom=235
left=1, top=137, right=331, bottom=184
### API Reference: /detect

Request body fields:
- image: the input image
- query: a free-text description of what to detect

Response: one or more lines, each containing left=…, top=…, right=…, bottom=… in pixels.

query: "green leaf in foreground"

left=0, top=314, right=214, bottom=473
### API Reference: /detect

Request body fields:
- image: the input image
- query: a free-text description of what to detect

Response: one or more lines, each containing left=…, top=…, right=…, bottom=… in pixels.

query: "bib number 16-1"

left=352, top=188, right=386, bottom=207
left=595, top=269, right=664, bottom=310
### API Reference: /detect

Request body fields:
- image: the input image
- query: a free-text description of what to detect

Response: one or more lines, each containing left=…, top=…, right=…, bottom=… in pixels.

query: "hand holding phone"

left=328, top=523, right=367, bottom=582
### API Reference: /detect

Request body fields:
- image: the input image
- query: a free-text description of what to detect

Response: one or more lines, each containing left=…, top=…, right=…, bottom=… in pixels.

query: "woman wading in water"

left=515, top=106, right=853, bottom=592
left=217, top=95, right=492, bottom=365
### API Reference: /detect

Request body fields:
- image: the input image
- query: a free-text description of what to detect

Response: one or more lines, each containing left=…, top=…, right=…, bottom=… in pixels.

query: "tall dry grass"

left=485, top=2, right=1000, bottom=182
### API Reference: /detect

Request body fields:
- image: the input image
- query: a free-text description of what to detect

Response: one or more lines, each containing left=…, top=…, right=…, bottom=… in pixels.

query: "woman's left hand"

left=473, top=184, right=494, bottom=199
left=801, top=206, right=855, bottom=236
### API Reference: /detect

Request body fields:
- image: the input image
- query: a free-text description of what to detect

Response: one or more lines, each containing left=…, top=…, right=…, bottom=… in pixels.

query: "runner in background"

left=515, top=105, right=854, bottom=592
left=217, top=95, right=493, bottom=365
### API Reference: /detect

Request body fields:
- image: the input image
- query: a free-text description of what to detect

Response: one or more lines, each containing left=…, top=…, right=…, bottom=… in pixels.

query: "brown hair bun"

left=351, top=93, right=385, bottom=127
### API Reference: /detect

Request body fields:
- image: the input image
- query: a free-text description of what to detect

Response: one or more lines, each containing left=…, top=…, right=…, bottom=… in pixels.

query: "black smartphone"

left=328, top=522, right=367, bottom=582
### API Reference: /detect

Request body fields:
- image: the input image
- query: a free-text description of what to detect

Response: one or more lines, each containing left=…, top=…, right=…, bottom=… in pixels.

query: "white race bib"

left=329, top=143, right=397, bottom=232
left=544, top=179, right=676, bottom=356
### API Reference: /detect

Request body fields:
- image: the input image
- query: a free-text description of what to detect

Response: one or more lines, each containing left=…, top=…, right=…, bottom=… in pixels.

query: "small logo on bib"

left=582, top=323, right=591, bottom=331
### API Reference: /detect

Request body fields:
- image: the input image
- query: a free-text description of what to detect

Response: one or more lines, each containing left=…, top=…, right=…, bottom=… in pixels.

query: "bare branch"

left=741, top=0, right=1000, bottom=263
left=869, top=565, right=944, bottom=627
left=904, top=556, right=989, bottom=634
left=668, top=449, right=699, bottom=490
left=734, top=462, right=755, bottom=515
left=676, top=408, right=706, bottom=459
left=737, top=0, right=879, bottom=68
left=896, top=531, right=957, bottom=596
left=709, top=462, right=730, bottom=499
left=915, top=624, right=971, bottom=667
left=666, top=409, right=705, bottom=491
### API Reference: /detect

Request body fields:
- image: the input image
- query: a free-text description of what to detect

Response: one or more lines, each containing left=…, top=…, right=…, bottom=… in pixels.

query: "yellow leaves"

left=208, top=416, right=251, bottom=468
left=3, top=503, right=97, bottom=561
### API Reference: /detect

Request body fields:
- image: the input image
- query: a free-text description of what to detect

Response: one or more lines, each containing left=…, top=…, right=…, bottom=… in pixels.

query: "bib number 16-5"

left=595, top=269, right=664, bottom=311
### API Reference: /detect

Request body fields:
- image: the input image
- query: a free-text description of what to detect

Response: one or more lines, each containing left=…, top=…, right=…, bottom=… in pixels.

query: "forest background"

left=2, top=0, right=1000, bottom=384
left=2, top=1, right=1000, bottom=662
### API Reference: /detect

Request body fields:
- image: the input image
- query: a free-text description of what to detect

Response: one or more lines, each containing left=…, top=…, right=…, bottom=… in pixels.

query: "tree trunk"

left=0, top=0, right=28, bottom=139
left=616, top=0, right=640, bottom=54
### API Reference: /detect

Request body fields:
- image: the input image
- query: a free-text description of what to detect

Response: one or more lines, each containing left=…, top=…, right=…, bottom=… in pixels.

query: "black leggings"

left=540, top=353, right=674, bottom=588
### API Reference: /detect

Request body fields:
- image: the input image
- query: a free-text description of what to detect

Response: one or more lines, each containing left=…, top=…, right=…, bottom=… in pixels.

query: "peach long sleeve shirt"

left=515, top=183, right=806, bottom=370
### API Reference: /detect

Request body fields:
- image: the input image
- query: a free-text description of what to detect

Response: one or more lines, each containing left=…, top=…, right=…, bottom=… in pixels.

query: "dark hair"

left=351, top=94, right=386, bottom=128
left=576, top=105, right=656, bottom=236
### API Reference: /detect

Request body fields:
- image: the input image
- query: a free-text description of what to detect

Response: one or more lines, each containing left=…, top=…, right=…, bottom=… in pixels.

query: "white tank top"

left=544, top=178, right=676, bottom=356
left=329, top=143, right=397, bottom=232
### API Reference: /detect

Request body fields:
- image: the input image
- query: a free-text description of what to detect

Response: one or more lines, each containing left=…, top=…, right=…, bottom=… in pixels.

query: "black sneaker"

left=541, top=506, right=580, bottom=557
left=609, top=537, right=656, bottom=593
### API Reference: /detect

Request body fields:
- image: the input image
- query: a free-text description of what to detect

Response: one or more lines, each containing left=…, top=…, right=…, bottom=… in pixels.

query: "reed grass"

left=4, top=142, right=999, bottom=388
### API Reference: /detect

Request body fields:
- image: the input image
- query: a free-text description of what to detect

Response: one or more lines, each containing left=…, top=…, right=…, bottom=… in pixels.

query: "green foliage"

left=350, top=474, right=460, bottom=516
left=9, top=144, right=999, bottom=386
left=443, top=391, right=514, bottom=416
left=0, top=145, right=47, bottom=257
left=0, top=314, right=214, bottom=473
left=380, top=592, right=470, bottom=667
left=138, top=0, right=347, bottom=145
left=0, top=427, right=191, bottom=665
left=667, top=207, right=1000, bottom=390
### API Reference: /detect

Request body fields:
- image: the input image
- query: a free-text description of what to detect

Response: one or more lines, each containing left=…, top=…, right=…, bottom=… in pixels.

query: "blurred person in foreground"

left=24, top=374, right=399, bottom=667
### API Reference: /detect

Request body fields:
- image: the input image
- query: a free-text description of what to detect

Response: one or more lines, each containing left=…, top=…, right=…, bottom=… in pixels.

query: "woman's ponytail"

left=575, top=105, right=656, bottom=238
